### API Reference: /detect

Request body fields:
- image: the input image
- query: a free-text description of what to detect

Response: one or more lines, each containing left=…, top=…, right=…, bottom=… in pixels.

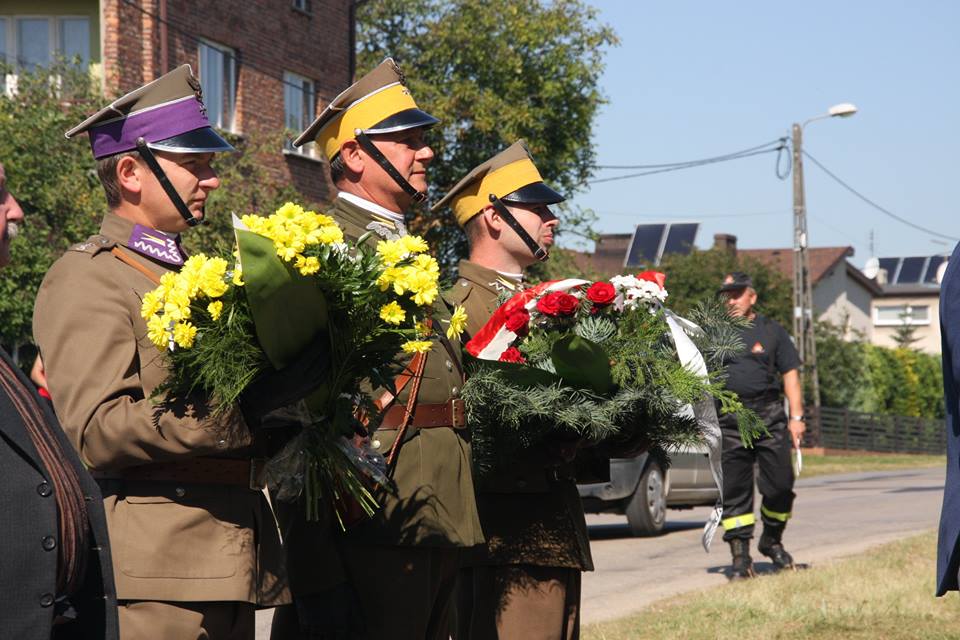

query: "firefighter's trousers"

left=719, top=399, right=796, bottom=541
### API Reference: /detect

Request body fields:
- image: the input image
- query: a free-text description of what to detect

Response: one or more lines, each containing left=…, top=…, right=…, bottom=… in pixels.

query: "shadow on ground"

left=587, top=519, right=706, bottom=541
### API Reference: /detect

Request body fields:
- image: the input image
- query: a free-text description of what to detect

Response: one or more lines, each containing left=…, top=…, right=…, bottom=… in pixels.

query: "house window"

left=198, top=39, right=237, bottom=132
left=875, top=304, right=930, bottom=326
left=0, top=16, right=91, bottom=93
left=283, top=71, right=316, bottom=156
left=292, top=0, right=310, bottom=12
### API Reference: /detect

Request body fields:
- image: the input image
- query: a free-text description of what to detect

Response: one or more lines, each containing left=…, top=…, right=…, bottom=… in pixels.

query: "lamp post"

left=792, top=102, right=857, bottom=426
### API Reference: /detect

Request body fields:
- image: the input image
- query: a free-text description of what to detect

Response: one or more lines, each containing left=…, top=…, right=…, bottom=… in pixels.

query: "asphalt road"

left=255, top=466, right=946, bottom=636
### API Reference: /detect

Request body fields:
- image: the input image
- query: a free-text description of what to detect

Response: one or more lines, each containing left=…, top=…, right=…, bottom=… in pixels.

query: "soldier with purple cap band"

left=33, top=65, right=329, bottom=639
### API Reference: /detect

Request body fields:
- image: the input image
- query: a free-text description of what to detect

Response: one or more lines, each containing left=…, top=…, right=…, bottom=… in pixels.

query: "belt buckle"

left=249, top=459, right=267, bottom=491
left=450, top=398, right=466, bottom=428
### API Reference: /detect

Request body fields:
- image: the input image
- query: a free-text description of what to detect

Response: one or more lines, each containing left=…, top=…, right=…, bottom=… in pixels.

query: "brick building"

left=2, top=0, right=355, bottom=202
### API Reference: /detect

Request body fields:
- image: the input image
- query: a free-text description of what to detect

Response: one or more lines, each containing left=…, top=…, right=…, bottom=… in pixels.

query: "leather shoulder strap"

left=111, top=247, right=163, bottom=285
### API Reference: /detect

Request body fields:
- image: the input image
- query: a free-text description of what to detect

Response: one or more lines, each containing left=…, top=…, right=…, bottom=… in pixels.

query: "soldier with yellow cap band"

left=271, top=58, right=483, bottom=640
left=438, top=141, right=592, bottom=640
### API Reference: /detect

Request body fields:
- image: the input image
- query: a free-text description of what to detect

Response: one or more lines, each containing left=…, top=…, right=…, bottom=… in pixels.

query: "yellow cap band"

left=319, top=83, right=420, bottom=159
left=453, top=158, right=545, bottom=226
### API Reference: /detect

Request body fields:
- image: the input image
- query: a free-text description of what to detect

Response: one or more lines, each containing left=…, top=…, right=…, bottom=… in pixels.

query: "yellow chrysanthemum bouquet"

left=141, top=202, right=463, bottom=522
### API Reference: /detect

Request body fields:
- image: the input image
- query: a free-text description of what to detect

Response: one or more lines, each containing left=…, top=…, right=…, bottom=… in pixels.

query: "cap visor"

left=717, top=283, right=748, bottom=293
left=148, top=127, right=236, bottom=154
left=501, top=182, right=566, bottom=205
left=365, top=108, right=439, bottom=135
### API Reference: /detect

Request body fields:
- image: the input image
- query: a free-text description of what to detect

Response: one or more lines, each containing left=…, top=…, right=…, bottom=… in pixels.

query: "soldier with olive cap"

left=435, top=141, right=592, bottom=640
left=33, top=65, right=329, bottom=639
left=270, top=58, right=483, bottom=640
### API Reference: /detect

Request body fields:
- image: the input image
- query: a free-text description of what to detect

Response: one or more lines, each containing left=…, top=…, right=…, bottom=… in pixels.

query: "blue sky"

left=567, top=0, right=959, bottom=266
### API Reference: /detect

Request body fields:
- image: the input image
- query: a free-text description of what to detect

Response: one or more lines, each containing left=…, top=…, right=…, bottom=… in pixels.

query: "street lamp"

left=791, top=102, right=857, bottom=428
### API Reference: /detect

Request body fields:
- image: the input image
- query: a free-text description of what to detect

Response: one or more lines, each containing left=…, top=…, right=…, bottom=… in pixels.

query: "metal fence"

left=806, top=406, right=946, bottom=455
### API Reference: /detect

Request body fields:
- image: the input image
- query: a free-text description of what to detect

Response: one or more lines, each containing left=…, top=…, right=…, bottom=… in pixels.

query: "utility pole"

left=791, top=124, right=822, bottom=418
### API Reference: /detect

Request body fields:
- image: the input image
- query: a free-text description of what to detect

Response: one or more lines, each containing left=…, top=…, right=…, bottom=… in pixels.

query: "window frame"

left=282, top=70, right=317, bottom=157
left=874, top=303, right=931, bottom=327
left=197, top=37, right=238, bottom=134
left=0, top=14, right=92, bottom=94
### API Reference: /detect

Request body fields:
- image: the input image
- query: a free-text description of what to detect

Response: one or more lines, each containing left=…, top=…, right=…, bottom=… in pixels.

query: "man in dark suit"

left=0, top=160, right=118, bottom=639
left=937, top=247, right=960, bottom=596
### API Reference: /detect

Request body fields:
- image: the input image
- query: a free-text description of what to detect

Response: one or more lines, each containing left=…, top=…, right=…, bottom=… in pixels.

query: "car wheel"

left=625, top=462, right=666, bottom=536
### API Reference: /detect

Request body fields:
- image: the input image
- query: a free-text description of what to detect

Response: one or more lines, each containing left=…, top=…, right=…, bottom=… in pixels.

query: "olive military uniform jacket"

left=447, top=260, right=593, bottom=571
left=273, top=194, right=484, bottom=596
left=33, top=211, right=288, bottom=605
left=0, top=348, right=119, bottom=639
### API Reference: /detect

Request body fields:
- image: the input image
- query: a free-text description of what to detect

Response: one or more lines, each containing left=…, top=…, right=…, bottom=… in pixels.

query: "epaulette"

left=68, top=235, right=116, bottom=256
left=445, top=278, right=474, bottom=305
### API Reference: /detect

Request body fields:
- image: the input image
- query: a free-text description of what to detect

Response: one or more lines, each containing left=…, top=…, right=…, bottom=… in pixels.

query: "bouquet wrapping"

left=461, top=272, right=762, bottom=550
left=140, top=202, right=463, bottom=523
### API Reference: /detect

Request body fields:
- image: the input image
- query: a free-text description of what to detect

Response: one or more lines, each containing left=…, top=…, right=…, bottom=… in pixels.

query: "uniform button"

left=175, top=487, right=186, bottom=497
left=372, top=439, right=381, bottom=449
left=36, top=481, right=52, bottom=497
left=515, top=479, right=527, bottom=488
left=445, top=360, right=453, bottom=371
left=217, top=439, right=227, bottom=448
left=42, top=536, right=57, bottom=551
left=40, top=593, right=54, bottom=607
left=451, top=387, right=459, bottom=397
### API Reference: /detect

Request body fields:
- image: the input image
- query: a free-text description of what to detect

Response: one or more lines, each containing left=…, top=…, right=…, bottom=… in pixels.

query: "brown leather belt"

left=93, top=457, right=267, bottom=490
left=380, top=399, right=466, bottom=430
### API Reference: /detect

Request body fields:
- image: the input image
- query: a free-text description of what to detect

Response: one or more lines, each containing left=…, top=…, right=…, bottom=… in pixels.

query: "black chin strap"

left=489, top=194, right=549, bottom=262
left=136, top=137, right=203, bottom=227
left=354, top=130, right=427, bottom=205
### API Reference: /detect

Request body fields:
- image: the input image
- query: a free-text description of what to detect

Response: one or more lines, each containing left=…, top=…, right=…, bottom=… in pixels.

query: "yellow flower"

left=232, top=266, right=244, bottom=286
left=207, top=300, right=224, bottom=321
left=447, top=305, right=468, bottom=340
left=172, top=322, right=198, bottom=348
left=141, top=289, right=163, bottom=319
left=379, top=301, right=406, bottom=325
left=376, top=238, right=408, bottom=267
left=147, top=314, right=170, bottom=349
left=295, top=255, right=320, bottom=276
left=401, top=339, right=433, bottom=354
left=400, top=235, right=429, bottom=254
left=415, top=319, right=431, bottom=336
left=317, top=225, right=344, bottom=245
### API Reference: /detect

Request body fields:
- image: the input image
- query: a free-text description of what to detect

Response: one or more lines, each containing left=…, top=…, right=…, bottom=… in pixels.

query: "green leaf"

left=551, top=334, right=613, bottom=394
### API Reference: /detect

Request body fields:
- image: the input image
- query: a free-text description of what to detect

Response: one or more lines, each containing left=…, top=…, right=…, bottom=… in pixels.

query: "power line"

left=802, top=149, right=959, bottom=243
left=588, top=147, right=781, bottom=185
left=593, top=138, right=786, bottom=170
left=592, top=209, right=790, bottom=219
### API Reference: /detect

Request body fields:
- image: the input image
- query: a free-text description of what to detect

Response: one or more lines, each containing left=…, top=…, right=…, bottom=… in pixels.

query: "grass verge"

left=583, top=530, right=957, bottom=640
left=801, top=453, right=944, bottom=478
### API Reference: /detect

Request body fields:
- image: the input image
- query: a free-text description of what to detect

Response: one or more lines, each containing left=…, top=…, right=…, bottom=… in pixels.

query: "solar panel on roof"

left=878, top=257, right=899, bottom=281
left=662, top=223, right=699, bottom=257
left=925, top=256, right=946, bottom=284
left=896, top=256, right=926, bottom=284
left=624, top=224, right=665, bottom=267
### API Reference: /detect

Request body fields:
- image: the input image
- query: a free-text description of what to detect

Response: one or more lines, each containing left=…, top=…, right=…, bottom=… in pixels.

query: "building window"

left=292, top=0, right=311, bottom=13
left=0, top=15, right=91, bottom=93
left=875, top=304, right=930, bottom=326
left=283, top=71, right=316, bottom=156
left=198, top=39, right=237, bottom=133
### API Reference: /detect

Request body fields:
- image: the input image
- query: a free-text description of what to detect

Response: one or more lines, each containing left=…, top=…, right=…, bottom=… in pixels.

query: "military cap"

left=65, top=64, right=234, bottom=159
left=293, top=57, right=438, bottom=159
left=719, top=272, right=754, bottom=293
left=432, top=140, right=565, bottom=227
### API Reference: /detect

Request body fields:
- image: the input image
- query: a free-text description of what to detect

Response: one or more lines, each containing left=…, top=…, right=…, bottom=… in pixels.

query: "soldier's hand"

left=237, top=334, right=330, bottom=429
left=294, top=583, right=366, bottom=639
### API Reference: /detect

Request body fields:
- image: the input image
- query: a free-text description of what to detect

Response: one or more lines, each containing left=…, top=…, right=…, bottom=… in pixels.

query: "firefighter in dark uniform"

left=718, top=272, right=806, bottom=578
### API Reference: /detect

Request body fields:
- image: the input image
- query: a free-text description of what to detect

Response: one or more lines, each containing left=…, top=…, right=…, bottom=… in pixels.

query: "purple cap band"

left=88, top=98, right=211, bottom=159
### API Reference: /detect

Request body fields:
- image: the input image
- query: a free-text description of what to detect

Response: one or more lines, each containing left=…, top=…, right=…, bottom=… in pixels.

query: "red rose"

left=505, top=309, right=530, bottom=334
left=537, top=291, right=579, bottom=317
left=556, top=292, right=579, bottom=316
left=586, top=282, right=616, bottom=306
left=499, top=347, right=526, bottom=364
left=637, top=270, right=667, bottom=289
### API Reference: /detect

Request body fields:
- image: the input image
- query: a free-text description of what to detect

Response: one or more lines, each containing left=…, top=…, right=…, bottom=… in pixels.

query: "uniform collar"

left=100, top=210, right=186, bottom=267
left=457, top=259, right=522, bottom=295
left=337, top=191, right=406, bottom=230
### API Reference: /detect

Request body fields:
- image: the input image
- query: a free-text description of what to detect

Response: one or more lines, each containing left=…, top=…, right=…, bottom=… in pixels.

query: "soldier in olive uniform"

left=33, top=66, right=326, bottom=639
left=270, top=58, right=484, bottom=640
left=434, top=141, right=592, bottom=640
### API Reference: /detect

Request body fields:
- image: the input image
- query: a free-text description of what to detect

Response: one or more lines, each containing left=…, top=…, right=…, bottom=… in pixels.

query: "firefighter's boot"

left=728, top=539, right=755, bottom=580
left=758, top=527, right=795, bottom=571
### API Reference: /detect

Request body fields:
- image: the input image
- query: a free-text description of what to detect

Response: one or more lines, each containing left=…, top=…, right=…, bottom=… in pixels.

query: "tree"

left=0, top=63, right=105, bottom=355
left=655, top=248, right=793, bottom=326
left=356, top=0, right=617, bottom=270
left=892, top=308, right=921, bottom=349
